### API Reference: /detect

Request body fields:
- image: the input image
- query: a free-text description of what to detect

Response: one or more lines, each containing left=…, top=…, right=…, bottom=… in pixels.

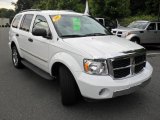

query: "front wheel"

left=59, top=65, right=81, bottom=106
left=12, top=46, right=23, bottom=68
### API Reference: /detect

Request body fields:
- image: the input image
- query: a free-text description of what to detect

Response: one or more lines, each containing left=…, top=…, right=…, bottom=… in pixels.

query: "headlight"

left=83, top=59, right=108, bottom=75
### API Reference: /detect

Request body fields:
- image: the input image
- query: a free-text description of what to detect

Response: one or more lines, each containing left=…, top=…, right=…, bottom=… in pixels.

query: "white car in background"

left=112, top=21, right=160, bottom=44
left=9, top=10, right=153, bottom=106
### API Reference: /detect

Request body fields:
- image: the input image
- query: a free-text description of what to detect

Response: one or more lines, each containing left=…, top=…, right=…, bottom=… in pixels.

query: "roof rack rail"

left=19, top=9, right=41, bottom=13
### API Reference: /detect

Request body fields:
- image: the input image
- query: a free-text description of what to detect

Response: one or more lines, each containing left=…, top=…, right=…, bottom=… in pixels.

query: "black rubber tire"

left=11, top=46, right=23, bottom=68
left=131, top=37, right=140, bottom=44
left=59, top=65, right=80, bottom=106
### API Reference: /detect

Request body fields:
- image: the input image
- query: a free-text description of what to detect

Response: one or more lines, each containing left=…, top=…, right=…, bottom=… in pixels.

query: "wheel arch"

left=126, top=34, right=140, bottom=41
left=10, top=38, right=23, bottom=58
left=49, top=52, right=82, bottom=80
left=50, top=57, right=82, bottom=96
left=130, top=36, right=140, bottom=43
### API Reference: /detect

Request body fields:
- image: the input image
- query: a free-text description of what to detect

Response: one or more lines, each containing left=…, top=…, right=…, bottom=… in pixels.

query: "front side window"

left=12, top=15, right=22, bottom=28
left=147, top=23, right=156, bottom=30
left=50, top=15, right=111, bottom=38
left=32, top=15, right=51, bottom=37
left=20, top=14, right=34, bottom=32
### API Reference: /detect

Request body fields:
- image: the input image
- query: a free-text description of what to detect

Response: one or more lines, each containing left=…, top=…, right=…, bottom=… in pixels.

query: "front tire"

left=59, top=65, right=80, bottom=106
left=12, top=46, right=23, bottom=68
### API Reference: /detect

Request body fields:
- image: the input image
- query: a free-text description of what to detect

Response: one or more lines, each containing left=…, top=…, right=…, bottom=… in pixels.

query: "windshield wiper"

left=61, top=35, right=85, bottom=38
left=84, top=33, right=107, bottom=36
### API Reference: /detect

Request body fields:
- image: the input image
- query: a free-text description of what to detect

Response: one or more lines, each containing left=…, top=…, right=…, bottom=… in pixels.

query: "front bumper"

left=76, top=62, right=153, bottom=99
left=113, top=78, right=151, bottom=98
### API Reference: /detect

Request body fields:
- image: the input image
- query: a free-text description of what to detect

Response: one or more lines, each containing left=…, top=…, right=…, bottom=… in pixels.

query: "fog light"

left=99, top=88, right=109, bottom=97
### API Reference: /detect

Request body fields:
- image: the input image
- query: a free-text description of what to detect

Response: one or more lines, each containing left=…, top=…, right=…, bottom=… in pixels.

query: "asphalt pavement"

left=0, top=28, right=160, bottom=120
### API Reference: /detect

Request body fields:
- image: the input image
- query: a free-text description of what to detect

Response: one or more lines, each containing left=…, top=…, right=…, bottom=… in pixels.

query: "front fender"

left=49, top=52, right=82, bottom=77
left=126, top=34, right=140, bottom=41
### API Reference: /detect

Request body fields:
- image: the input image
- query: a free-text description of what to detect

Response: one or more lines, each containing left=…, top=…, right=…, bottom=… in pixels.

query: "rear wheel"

left=131, top=37, right=140, bottom=44
left=12, top=46, right=23, bottom=68
left=59, top=65, right=81, bottom=106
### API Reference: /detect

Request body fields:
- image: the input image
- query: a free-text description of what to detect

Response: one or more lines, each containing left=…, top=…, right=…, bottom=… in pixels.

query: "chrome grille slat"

left=113, top=65, right=131, bottom=70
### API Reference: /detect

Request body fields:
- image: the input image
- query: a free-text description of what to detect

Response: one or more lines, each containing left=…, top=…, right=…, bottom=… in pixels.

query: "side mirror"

left=32, top=28, right=47, bottom=37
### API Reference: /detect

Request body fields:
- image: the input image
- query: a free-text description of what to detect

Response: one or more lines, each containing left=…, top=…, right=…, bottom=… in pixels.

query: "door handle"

left=16, top=34, right=19, bottom=37
left=28, top=38, right=33, bottom=42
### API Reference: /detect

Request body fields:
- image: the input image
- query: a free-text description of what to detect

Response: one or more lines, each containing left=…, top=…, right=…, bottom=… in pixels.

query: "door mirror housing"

left=32, top=28, right=47, bottom=37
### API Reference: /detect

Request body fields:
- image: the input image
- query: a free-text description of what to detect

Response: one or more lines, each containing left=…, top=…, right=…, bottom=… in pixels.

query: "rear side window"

left=12, top=15, right=22, bottom=28
left=20, top=14, right=34, bottom=32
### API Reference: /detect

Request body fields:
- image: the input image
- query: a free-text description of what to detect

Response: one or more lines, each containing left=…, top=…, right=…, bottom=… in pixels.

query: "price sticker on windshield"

left=52, top=15, right=62, bottom=22
left=72, top=18, right=81, bottom=31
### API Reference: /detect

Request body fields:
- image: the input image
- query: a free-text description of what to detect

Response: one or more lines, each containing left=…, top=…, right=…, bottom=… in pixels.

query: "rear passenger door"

left=10, top=14, right=22, bottom=45
left=18, top=14, right=34, bottom=58
left=145, top=23, right=157, bottom=43
left=28, top=15, right=52, bottom=72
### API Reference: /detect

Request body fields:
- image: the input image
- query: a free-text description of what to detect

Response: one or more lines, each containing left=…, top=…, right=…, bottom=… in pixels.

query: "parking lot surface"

left=0, top=28, right=160, bottom=120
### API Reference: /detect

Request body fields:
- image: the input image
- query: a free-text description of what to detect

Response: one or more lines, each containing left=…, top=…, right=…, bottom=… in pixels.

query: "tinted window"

left=158, top=23, right=160, bottom=30
left=20, top=14, right=34, bottom=32
left=12, top=15, right=22, bottom=28
left=32, top=15, right=51, bottom=37
left=147, top=23, right=156, bottom=30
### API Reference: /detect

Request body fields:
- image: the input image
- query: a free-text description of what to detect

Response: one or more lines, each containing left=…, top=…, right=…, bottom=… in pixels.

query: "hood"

left=62, top=35, right=144, bottom=59
left=112, top=27, right=142, bottom=32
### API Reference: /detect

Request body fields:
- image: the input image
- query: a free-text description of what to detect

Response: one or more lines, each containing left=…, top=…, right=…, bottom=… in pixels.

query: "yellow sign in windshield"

left=52, top=15, right=62, bottom=22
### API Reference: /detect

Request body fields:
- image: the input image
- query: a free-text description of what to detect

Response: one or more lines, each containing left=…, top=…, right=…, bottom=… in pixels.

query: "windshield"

left=127, top=21, right=148, bottom=29
left=50, top=15, right=111, bottom=38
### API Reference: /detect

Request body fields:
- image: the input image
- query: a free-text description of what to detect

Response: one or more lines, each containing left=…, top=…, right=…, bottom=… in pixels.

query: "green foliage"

left=89, top=0, right=130, bottom=18
left=120, top=15, right=157, bottom=26
left=32, top=0, right=85, bottom=12
left=0, top=8, right=15, bottom=18
left=145, top=0, right=160, bottom=15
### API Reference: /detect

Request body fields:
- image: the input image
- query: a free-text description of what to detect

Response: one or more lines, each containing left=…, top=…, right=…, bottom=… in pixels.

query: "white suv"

left=9, top=10, right=153, bottom=105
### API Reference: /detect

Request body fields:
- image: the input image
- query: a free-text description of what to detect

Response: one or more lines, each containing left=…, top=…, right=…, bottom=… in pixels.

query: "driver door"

left=144, top=23, right=157, bottom=43
left=28, top=15, right=52, bottom=72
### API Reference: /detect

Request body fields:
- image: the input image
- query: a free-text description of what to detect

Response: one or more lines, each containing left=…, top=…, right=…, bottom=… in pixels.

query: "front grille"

left=113, top=31, right=116, bottom=34
left=112, top=58, right=130, bottom=68
left=113, top=67, right=130, bottom=79
left=108, top=49, right=146, bottom=79
left=118, top=31, right=122, bottom=34
left=135, top=62, right=146, bottom=74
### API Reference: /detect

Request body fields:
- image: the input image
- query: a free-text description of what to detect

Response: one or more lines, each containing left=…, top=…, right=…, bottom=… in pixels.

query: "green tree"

left=32, top=0, right=84, bottom=12
left=145, top=0, right=160, bottom=16
left=89, top=0, right=130, bottom=19
left=0, top=8, right=15, bottom=18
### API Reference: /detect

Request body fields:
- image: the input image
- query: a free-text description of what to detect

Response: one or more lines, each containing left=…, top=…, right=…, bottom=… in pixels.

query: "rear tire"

left=11, top=46, right=23, bottom=68
left=131, top=38, right=140, bottom=44
left=59, top=65, right=80, bottom=106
